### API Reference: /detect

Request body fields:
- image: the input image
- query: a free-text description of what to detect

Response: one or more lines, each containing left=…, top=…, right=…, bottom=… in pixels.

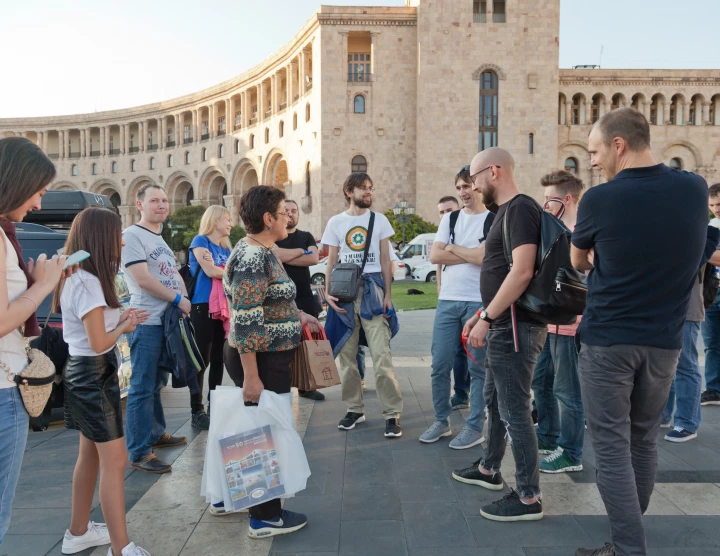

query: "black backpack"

left=179, top=253, right=202, bottom=301
left=702, top=263, right=720, bottom=309
left=501, top=194, right=586, bottom=325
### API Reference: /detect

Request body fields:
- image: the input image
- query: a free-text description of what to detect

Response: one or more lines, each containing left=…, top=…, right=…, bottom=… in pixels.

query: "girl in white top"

left=0, top=137, right=69, bottom=548
left=54, top=207, right=151, bottom=556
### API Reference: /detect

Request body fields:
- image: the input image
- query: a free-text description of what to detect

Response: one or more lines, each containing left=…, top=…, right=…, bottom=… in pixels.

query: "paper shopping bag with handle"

left=293, top=326, right=341, bottom=390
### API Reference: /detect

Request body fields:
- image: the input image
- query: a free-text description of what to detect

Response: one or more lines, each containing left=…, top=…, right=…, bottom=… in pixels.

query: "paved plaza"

left=4, top=309, right=720, bottom=556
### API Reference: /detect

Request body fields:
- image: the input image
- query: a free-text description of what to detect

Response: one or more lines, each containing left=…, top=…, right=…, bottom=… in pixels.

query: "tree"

left=162, top=205, right=245, bottom=252
left=383, top=210, right=438, bottom=245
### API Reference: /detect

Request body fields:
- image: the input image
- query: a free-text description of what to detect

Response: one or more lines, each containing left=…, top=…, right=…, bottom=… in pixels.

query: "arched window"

left=478, top=70, right=498, bottom=151
left=109, top=192, right=121, bottom=208
left=91, top=163, right=97, bottom=176
left=571, top=94, right=584, bottom=125
left=279, top=121, right=284, bottom=138
left=111, top=162, right=118, bottom=174
left=185, top=187, right=194, bottom=206
left=150, top=157, right=156, bottom=170
left=351, top=155, right=367, bottom=173
left=669, top=95, right=683, bottom=125
left=305, top=162, right=311, bottom=197
left=250, top=135, right=255, bottom=149
left=185, top=151, right=190, bottom=165
left=131, top=159, right=137, bottom=172
left=650, top=94, right=664, bottom=125
left=168, top=154, right=173, bottom=167
left=202, top=148, right=207, bottom=162
left=564, top=157, right=578, bottom=175
left=234, top=139, right=240, bottom=154
left=293, top=113, right=298, bottom=130
left=265, top=128, right=270, bottom=144
left=354, top=95, right=366, bottom=114
left=591, top=94, right=604, bottom=123
left=305, top=103, right=311, bottom=122
left=611, top=93, right=625, bottom=111
left=218, top=144, right=224, bottom=158
left=528, top=133, right=534, bottom=155
left=71, top=164, right=78, bottom=176
left=669, top=158, right=683, bottom=170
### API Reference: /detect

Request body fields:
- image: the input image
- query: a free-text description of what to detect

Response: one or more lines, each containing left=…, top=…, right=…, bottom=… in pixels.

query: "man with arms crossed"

left=571, top=108, right=707, bottom=556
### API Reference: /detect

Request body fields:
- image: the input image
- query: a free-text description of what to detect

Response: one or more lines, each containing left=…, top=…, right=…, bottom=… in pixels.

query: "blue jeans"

left=532, top=333, right=585, bottom=462
left=452, top=341, right=470, bottom=402
left=702, top=291, right=720, bottom=393
left=663, top=321, right=702, bottom=432
left=430, top=300, right=486, bottom=433
left=0, top=387, right=29, bottom=547
left=126, top=325, right=171, bottom=462
left=356, top=346, right=365, bottom=380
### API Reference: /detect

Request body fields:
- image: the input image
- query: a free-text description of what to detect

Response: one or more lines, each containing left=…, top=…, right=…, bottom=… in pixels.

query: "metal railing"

left=492, top=13, right=505, bottom=22
left=473, top=12, right=487, bottom=22
left=129, top=146, right=139, bottom=153
left=217, top=130, right=226, bottom=137
left=48, top=153, right=59, bottom=160
left=279, top=102, right=287, bottom=111
left=90, top=150, right=100, bottom=157
left=234, top=124, right=242, bottom=130
left=201, top=134, right=209, bottom=141
left=109, top=149, right=120, bottom=155
left=249, top=118, right=257, bottom=125
left=166, top=141, right=176, bottom=148
left=293, top=94, right=299, bottom=102
left=147, top=144, right=158, bottom=151
left=69, top=152, right=80, bottom=158
left=306, top=81, right=313, bottom=91
left=183, top=138, right=193, bottom=144
left=348, top=72, right=373, bottom=83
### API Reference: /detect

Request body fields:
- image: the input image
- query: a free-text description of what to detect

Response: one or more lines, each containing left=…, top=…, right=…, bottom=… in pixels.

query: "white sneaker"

left=62, top=521, right=111, bottom=554
left=107, top=542, right=152, bottom=556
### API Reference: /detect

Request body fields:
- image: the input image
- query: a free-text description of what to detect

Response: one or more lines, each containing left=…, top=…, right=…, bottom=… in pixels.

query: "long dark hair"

left=0, top=137, right=56, bottom=216
left=52, top=207, right=123, bottom=312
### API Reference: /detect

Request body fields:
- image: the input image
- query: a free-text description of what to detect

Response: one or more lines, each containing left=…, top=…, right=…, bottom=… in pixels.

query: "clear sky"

left=1, top=0, right=717, bottom=118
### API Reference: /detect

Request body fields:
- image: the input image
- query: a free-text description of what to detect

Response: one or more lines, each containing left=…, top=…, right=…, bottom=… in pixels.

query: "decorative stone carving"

left=472, top=64, right=507, bottom=81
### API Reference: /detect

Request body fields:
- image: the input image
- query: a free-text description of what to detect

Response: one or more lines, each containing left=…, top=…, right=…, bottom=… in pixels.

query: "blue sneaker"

left=664, top=426, right=697, bottom=443
left=450, top=395, right=469, bottom=411
left=248, top=509, right=308, bottom=539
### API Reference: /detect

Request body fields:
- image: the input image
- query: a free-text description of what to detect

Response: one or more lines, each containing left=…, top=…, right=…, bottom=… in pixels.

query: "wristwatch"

left=478, top=309, right=494, bottom=324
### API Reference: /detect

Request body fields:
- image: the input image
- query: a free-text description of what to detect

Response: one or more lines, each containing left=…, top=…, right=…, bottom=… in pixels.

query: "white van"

left=398, top=233, right=436, bottom=275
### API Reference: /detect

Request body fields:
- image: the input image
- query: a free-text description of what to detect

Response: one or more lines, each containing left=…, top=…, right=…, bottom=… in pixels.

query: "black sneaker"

left=131, top=453, right=172, bottom=474
left=451, top=459, right=504, bottom=491
left=298, top=390, right=326, bottom=401
left=338, top=412, right=365, bottom=430
left=192, top=410, right=210, bottom=430
left=575, top=543, right=615, bottom=556
left=701, top=390, right=720, bottom=406
left=480, top=489, right=543, bottom=522
left=384, top=418, right=402, bottom=438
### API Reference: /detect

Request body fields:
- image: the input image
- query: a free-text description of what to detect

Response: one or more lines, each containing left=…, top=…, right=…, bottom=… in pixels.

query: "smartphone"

left=63, top=250, right=91, bottom=269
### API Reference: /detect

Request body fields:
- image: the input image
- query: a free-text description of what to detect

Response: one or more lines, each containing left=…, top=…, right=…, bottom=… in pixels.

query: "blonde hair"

left=198, top=205, right=232, bottom=249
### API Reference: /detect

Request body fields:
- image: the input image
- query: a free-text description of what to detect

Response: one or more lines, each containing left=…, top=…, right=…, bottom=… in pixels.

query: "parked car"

left=412, top=260, right=437, bottom=283
left=23, top=190, right=119, bottom=230
left=309, top=253, right=406, bottom=286
left=397, top=233, right=436, bottom=275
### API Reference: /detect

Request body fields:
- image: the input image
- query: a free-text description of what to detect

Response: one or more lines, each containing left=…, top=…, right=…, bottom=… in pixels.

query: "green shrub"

left=383, top=210, right=438, bottom=244
left=162, top=205, right=245, bottom=252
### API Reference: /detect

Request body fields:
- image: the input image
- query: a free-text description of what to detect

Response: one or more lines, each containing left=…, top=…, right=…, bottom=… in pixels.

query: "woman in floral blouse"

left=221, top=185, right=319, bottom=539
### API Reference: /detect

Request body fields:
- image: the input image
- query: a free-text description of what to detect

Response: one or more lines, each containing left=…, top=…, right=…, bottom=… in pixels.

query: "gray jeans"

left=481, top=322, right=547, bottom=499
left=578, top=343, right=680, bottom=556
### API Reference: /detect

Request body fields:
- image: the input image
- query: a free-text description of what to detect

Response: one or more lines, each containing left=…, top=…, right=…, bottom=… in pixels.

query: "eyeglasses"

left=356, top=186, right=375, bottom=193
left=274, top=211, right=290, bottom=218
left=469, top=165, right=501, bottom=186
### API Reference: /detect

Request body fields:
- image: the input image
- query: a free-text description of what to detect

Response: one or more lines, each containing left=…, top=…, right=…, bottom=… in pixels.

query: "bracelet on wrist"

left=172, top=293, right=181, bottom=307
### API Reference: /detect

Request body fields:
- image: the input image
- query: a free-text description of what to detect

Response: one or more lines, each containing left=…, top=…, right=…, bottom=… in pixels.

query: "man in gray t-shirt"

left=121, top=184, right=190, bottom=474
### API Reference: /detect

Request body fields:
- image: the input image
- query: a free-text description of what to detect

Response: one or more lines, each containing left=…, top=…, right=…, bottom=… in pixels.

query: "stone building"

left=1, top=0, right=718, bottom=236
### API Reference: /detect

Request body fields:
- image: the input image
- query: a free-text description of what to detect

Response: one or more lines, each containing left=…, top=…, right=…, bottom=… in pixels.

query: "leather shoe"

left=152, top=433, right=187, bottom=449
left=298, top=390, right=325, bottom=401
left=131, top=453, right=171, bottom=474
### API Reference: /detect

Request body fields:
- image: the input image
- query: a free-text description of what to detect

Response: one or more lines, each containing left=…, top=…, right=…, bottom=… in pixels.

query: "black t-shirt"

left=480, top=195, right=542, bottom=326
left=572, top=164, right=708, bottom=349
left=276, top=229, right=317, bottom=302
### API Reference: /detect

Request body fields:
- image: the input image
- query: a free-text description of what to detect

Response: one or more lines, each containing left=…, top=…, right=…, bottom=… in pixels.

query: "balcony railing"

left=279, top=102, right=287, bottom=111
left=492, top=13, right=506, bottom=22
left=293, top=94, right=299, bottom=102
left=473, top=12, right=487, bottom=22
left=110, top=149, right=120, bottom=155
left=249, top=118, right=257, bottom=125
left=129, top=146, right=139, bottom=153
left=265, top=110, right=272, bottom=118
left=48, top=153, right=59, bottom=160
left=217, top=130, right=226, bottom=137
left=348, top=72, right=373, bottom=83
left=69, top=152, right=81, bottom=158
left=166, top=140, right=176, bottom=148
left=90, top=150, right=100, bottom=157
left=147, top=144, right=158, bottom=152
left=183, top=138, right=193, bottom=145
left=201, top=134, right=209, bottom=141
left=234, top=124, right=242, bottom=131
left=306, top=81, right=313, bottom=91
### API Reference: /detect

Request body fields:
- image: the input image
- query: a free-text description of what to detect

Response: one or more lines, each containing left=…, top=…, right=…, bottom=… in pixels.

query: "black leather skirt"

left=63, top=348, right=123, bottom=443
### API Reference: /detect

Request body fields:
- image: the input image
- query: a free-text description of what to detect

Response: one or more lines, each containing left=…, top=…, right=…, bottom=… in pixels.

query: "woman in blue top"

left=188, top=205, right=232, bottom=429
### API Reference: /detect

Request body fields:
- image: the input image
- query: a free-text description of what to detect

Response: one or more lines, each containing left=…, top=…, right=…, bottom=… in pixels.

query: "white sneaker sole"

left=538, top=448, right=555, bottom=455
left=449, top=436, right=486, bottom=450
left=540, top=464, right=584, bottom=474
left=209, top=506, right=249, bottom=516
left=451, top=472, right=504, bottom=491
left=665, top=432, right=698, bottom=443
left=61, top=536, right=111, bottom=554
left=451, top=404, right=469, bottom=411
left=700, top=400, right=720, bottom=406
left=480, top=509, right=544, bottom=522
left=384, top=430, right=403, bottom=438
left=248, top=520, right=307, bottom=539
left=660, top=423, right=673, bottom=429
left=419, top=430, right=452, bottom=443
left=338, top=415, right=366, bottom=430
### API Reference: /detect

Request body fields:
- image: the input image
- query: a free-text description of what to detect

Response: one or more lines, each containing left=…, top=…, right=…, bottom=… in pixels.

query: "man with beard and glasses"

left=322, top=172, right=403, bottom=438
left=453, top=147, right=547, bottom=523
left=273, top=199, right=324, bottom=401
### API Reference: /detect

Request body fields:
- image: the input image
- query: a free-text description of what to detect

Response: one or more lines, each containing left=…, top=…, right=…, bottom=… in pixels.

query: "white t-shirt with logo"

left=60, top=270, right=121, bottom=356
left=321, top=211, right=394, bottom=275
left=434, top=210, right=491, bottom=303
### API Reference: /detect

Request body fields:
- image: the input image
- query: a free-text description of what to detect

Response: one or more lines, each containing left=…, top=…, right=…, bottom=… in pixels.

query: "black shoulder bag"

left=328, top=212, right=376, bottom=303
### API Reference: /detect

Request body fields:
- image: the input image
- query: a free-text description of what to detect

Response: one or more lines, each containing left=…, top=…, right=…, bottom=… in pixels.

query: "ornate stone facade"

left=1, top=0, right=718, bottom=236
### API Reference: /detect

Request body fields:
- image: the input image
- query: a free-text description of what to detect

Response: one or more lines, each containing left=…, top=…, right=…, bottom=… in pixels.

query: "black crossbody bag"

left=328, top=212, right=376, bottom=303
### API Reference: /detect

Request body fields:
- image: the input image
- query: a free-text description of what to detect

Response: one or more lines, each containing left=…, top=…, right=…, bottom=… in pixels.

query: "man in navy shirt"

left=571, top=108, right=708, bottom=556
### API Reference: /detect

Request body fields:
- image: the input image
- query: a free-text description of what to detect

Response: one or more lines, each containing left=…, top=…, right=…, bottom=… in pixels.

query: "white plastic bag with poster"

left=201, top=386, right=310, bottom=512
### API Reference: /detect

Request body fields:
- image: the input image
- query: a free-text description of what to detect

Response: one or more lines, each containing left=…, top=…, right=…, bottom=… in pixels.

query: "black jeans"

left=295, top=295, right=319, bottom=319
left=223, top=341, right=296, bottom=521
left=481, top=321, right=547, bottom=499
left=191, top=303, right=226, bottom=413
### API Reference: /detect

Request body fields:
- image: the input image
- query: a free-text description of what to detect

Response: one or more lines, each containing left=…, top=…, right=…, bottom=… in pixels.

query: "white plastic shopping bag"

left=201, top=386, right=310, bottom=512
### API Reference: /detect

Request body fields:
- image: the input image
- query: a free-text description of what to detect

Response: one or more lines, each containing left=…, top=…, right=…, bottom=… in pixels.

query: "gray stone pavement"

left=5, top=309, right=720, bottom=556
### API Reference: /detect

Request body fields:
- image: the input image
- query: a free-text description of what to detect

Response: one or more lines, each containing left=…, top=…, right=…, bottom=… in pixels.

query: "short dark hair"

left=438, top=196, right=460, bottom=206
left=137, top=183, right=164, bottom=202
left=540, top=170, right=585, bottom=202
left=343, top=173, right=373, bottom=204
left=0, top=137, right=56, bottom=217
left=239, top=185, right=286, bottom=234
left=594, top=107, right=651, bottom=152
left=710, top=184, right=720, bottom=198
left=455, top=165, right=471, bottom=184
left=285, top=199, right=298, bottom=208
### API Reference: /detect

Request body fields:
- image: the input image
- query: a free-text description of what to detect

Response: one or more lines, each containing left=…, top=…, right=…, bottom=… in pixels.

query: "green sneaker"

left=537, top=438, right=556, bottom=455
left=540, top=448, right=583, bottom=474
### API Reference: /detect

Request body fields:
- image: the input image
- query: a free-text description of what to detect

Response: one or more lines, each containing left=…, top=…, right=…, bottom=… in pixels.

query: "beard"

left=354, top=196, right=373, bottom=209
left=286, top=218, right=297, bottom=230
left=480, top=182, right=496, bottom=208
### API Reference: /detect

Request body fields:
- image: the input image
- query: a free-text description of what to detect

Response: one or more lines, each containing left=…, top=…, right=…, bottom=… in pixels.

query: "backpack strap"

left=359, top=211, right=376, bottom=274
left=501, top=194, right=538, bottom=268
left=482, top=211, right=495, bottom=241
left=448, top=210, right=461, bottom=245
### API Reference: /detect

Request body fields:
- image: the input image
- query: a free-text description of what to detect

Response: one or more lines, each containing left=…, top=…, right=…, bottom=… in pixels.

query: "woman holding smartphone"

left=53, top=207, right=151, bottom=556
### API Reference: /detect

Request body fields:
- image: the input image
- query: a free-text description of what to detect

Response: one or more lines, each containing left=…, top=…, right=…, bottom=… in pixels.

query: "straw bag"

left=1, top=332, right=55, bottom=417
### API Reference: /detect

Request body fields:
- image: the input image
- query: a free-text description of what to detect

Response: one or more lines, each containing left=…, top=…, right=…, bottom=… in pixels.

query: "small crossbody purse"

left=328, top=212, right=375, bottom=303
